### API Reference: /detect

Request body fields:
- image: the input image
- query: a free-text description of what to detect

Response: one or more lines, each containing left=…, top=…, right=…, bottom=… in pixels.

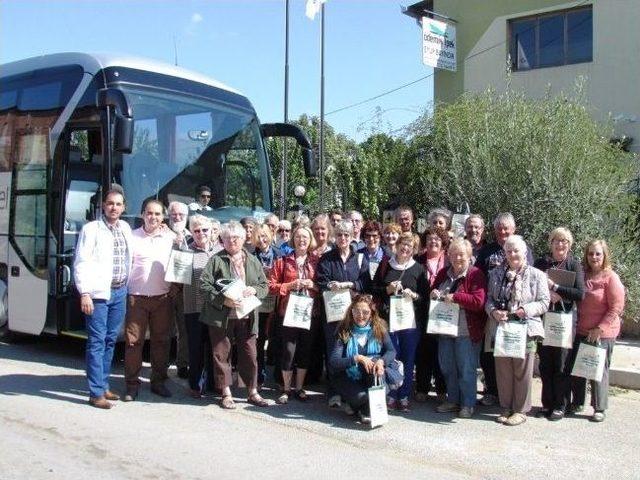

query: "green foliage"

left=403, top=87, right=640, bottom=323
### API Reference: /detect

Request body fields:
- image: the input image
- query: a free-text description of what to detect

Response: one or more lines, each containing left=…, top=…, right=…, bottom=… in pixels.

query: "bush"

left=403, top=87, right=640, bottom=325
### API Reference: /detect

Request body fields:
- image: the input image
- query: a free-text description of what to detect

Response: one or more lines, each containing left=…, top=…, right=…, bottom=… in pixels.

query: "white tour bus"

left=0, top=52, right=315, bottom=338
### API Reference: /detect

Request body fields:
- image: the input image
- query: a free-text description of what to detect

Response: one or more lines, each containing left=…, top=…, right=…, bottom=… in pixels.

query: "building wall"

left=433, top=0, right=640, bottom=151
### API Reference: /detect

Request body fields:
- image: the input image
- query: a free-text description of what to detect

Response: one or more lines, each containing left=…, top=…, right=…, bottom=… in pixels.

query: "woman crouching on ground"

left=329, top=294, right=397, bottom=424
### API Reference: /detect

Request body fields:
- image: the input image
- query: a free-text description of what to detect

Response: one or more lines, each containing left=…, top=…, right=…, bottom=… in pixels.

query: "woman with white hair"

left=533, top=227, right=585, bottom=421
left=182, top=215, right=218, bottom=398
left=485, top=235, right=549, bottom=426
left=199, top=221, right=269, bottom=409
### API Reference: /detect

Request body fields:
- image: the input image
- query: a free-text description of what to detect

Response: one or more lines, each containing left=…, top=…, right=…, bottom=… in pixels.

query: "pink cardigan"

left=577, top=270, right=625, bottom=339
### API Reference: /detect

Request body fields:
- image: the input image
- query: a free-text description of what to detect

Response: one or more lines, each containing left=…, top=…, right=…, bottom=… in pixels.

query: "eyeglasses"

left=278, top=228, right=291, bottom=233
left=193, top=228, right=209, bottom=234
left=552, top=238, right=569, bottom=244
left=352, top=308, right=371, bottom=316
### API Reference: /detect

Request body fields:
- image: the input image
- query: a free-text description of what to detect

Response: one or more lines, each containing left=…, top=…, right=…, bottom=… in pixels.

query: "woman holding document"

left=485, top=235, right=549, bottom=426
left=199, top=221, right=269, bottom=409
left=268, top=225, right=319, bottom=404
left=533, top=228, right=585, bottom=421
left=372, top=232, right=427, bottom=412
left=571, top=239, right=625, bottom=422
left=430, top=238, right=487, bottom=418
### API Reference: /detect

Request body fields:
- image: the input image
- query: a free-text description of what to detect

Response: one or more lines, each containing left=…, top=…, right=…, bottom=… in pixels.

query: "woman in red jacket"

left=430, top=238, right=487, bottom=418
left=268, top=225, right=319, bottom=404
left=571, top=239, right=625, bottom=422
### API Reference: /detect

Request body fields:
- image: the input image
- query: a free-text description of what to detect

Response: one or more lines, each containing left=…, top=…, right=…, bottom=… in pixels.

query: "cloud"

left=186, top=12, right=203, bottom=36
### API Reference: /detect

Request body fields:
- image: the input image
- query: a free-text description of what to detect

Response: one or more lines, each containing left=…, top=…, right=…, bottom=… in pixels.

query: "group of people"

left=74, top=186, right=626, bottom=427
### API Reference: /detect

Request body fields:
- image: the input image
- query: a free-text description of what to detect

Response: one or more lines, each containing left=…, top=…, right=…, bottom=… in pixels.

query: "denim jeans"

left=389, top=327, right=421, bottom=400
left=438, top=335, right=481, bottom=408
left=85, top=286, right=127, bottom=398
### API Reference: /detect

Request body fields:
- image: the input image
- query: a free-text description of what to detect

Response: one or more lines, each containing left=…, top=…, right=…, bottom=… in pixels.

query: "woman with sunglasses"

left=329, top=294, right=396, bottom=424
left=182, top=215, right=218, bottom=398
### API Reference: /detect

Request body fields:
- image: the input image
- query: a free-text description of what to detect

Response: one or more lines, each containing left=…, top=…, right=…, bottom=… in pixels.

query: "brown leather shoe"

left=89, top=396, right=112, bottom=409
left=104, top=390, right=120, bottom=401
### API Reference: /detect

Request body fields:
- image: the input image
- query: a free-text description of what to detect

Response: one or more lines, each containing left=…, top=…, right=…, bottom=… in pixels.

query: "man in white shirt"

left=74, top=186, right=133, bottom=409
left=188, top=185, right=213, bottom=212
left=123, top=199, right=176, bottom=401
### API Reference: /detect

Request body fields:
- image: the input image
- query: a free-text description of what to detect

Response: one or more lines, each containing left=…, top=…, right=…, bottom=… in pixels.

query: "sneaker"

left=436, top=401, right=460, bottom=413
left=358, top=411, right=371, bottom=425
left=590, top=411, right=606, bottom=423
left=549, top=409, right=564, bottom=421
left=343, top=403, right=355, bottom=416
left=387, top=396, right=398, bottom=410
left=480, top=394, right=497, bottom=406
left=328, top=395, right=342, bottom=409
left=399, top=397, right=410, bottom=412
left=415, top=392, right=429, bottom=403
left=276, top=392, right=289, bottom=405
left=458, top=406, right=474, bottom=418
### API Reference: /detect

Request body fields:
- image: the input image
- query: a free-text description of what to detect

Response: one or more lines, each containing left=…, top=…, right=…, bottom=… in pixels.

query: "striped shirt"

left=183, top=243, right=218, bottom=314
left=103, top=217, right=128, bottom=287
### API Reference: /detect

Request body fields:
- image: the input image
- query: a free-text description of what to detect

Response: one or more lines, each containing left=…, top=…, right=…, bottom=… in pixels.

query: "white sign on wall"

left=422, top=17, right=457, bottom=72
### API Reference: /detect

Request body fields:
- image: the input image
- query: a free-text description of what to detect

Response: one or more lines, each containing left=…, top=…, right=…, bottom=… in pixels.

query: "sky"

left=0, top=0, right=433, bottom=142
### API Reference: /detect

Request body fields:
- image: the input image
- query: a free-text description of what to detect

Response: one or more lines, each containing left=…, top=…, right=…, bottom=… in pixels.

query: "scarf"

left=256, top=247, right=275, bottom=269
left=345, top=324, right=381, bottom=380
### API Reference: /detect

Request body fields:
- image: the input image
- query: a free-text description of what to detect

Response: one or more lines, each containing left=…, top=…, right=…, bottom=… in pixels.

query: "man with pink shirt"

left=123, top=199, right=176, bottom=401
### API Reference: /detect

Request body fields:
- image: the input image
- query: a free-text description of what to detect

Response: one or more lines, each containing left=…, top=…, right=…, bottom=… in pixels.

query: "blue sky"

left=1, top=0, right=433, bottom=141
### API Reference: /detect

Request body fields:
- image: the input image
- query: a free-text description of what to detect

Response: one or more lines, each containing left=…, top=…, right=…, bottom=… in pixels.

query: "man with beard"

left=168, top=201, right=191, bottom=378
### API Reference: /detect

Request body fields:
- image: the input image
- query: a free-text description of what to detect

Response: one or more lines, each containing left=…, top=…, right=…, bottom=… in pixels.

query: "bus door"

left=53, top=127, right=103, bottom=336
left=7, top=126, right=50, bottom=335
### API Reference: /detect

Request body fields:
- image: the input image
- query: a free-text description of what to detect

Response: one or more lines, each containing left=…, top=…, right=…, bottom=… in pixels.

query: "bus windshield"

left=118, top=85, right=271, bottom=223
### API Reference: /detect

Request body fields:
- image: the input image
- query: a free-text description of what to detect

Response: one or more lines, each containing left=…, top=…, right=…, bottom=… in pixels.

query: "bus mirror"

left=261, top=122, right=317, bottom=177
left=302, top=147, right=316, bottom=178
left=114, top=114, right=134, bottom=154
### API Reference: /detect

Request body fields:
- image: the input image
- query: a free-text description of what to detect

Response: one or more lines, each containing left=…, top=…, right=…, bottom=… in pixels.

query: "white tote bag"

left=322, top=289, right=352, bottom=323
left=282, top=293, right=314, bottom=330
left=389, top=295, right=416, bottom=332
left=164, top=250, right=193, bottom=284
left=571, top=342, right=606, bottom=382
left=493, top=321, right=527, bottom=359
left=542, top=310, right=574, bottom=349
left=368, top=376, right=388, bottom=428
left=427, top=300, right=460, bottom=337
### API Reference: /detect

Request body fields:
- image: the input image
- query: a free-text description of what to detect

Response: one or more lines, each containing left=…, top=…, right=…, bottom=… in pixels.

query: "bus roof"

left=0, top=52, right=241, bottom=95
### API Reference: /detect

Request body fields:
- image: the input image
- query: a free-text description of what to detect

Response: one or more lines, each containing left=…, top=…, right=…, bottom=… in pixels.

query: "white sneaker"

left=358, top=411, right=371, bottom=425
left=328, top=395, right=342, bottom=409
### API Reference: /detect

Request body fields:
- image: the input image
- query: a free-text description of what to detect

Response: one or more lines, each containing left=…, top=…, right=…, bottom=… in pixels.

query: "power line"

left=324, top=0, right=592, bottom=117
